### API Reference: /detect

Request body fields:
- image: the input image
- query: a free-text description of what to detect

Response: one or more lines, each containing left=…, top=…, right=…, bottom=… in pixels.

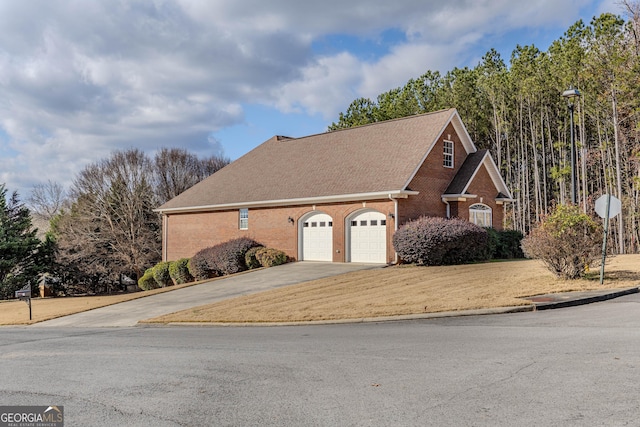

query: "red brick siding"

left=455, top=165, right=505, bottom=230
left=398, top=123, right=467, bottom=224
left=164, top=200, right=396, bottom=263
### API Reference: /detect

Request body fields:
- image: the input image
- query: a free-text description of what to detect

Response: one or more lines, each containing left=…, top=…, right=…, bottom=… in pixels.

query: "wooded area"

left=330, top=6, right=640, bottom=254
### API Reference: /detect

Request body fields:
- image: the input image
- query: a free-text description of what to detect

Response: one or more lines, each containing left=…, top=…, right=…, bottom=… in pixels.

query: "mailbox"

left=15, top=285, right=32, bottom=321
left=15, top=287, right=31, bottom=299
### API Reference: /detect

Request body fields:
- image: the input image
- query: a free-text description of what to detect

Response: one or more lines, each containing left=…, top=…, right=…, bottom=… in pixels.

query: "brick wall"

left=398, top=123, right=467, bottom=224
left=455, top=165, right=505, bottom=230
left=164, top=199, right=396, bottom=263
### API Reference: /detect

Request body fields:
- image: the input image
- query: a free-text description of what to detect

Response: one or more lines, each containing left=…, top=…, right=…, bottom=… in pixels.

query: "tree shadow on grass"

left=583, top=270, right=640, bottom=282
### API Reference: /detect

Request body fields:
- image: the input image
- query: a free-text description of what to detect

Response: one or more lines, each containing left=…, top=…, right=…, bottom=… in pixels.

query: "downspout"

left=162, top=214, right=168, bottom=262
left=442, top=198, right=451, bottom=218
left=389, top=194, right=399, bottom=264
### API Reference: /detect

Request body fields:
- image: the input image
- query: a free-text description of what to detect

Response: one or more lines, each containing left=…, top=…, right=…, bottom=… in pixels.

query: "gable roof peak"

left=157, top=107, right=469, bottom=213
left=322, top=107, right=457, bottom=135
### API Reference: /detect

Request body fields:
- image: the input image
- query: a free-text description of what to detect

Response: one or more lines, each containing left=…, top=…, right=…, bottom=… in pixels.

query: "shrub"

left=152, top=261, right=173, bottom=287
left=211, top=237, right=263, bottom=275
left=485, top=227, right=499, bottom=260
left=256, top=248, right=288, bottom=267
left=245, top=246, right=264, bottom=269
left=188, top=247, right=220, bottom=281
left=138, top=268, right=160, bottom=291
left=483, top=228, right=525, bottom=259
left=521, top=205, right=601, bottom=279
left=169, top=258, right=194, bottom=284
left=189, top=237, right=263, bottom=279
left=495, top=230, right=525, bottom=259
left=392, top=216, right=489, bottom=266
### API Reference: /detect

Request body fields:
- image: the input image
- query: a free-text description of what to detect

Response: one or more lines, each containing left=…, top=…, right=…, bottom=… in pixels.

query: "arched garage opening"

left=299, top=211, right=333, bottom=261
left=347, top=209, right=387, bottom=263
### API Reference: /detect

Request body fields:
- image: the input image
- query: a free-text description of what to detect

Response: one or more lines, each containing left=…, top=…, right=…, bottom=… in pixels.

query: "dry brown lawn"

left=2, top=255, right=639, bottom=326
left=145, top=254, right=640, bottom=324
left=0, top=280, right=204, bottom=326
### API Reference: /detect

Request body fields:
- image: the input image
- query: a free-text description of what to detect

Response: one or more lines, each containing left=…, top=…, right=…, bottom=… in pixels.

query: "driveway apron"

left=31, top=262, right=382, bottom=327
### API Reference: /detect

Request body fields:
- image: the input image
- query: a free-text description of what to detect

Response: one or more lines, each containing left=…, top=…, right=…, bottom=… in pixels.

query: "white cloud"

left=0, top=0, right=619, bottom=196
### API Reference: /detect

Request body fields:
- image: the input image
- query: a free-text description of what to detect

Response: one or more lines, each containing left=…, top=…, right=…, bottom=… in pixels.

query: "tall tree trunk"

left=612, top=89, right=625, bottom=253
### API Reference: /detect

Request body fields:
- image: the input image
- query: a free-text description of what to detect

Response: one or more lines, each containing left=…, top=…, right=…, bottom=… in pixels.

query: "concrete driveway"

left=32, top=262, right=382, bottom=328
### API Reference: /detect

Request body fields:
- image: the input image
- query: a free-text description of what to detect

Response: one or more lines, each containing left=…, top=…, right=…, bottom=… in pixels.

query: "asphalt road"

left=3, top=293, right=640, bottom=426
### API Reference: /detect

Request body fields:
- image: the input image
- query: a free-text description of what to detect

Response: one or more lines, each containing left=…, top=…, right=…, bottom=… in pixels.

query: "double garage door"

left=301, top=211, right=387, bottom=263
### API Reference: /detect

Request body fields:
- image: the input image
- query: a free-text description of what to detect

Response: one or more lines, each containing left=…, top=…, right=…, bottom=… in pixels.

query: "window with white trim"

left=469, top=203, right=492, bottom=227
left=239, top=208, right=249, bottom=229
left=443, top=140, right=454, bottom=168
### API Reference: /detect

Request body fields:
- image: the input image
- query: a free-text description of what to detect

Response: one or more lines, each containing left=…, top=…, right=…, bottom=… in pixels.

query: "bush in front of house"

left=484, top=228, right=525, bottom=259
left=392, top=216, right=489, bottom=266
left=169, top=258, right=194, bottom=284
left=255, top=247, right=288, bottom=267
left=521, top=204, right=601, bottom=279
left=211, top=237, right=263, bottom=275
left=495, top=230, right=525, bottom=259
left=138, top=268, right=160, bottom=291
left=188, top=237, right=263, bottom=280
left=152, top=261, right=173, bottom=287
left=245, top=246, right=265, bottom=269
left=188, top=247, right=220, bottom=281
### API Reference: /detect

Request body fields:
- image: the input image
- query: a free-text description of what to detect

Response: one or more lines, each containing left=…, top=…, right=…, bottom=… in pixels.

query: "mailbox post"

left=15, top=284, right=32, bottom=320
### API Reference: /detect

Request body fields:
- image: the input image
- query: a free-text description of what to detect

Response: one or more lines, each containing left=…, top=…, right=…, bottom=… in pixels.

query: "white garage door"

left=302, top=213, right=333, bottom=261
left=349, top=211, right=387, bottom=263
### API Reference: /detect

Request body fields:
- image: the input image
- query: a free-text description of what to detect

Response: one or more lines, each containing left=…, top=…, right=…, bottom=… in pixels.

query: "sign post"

left=14, top=284, right=32, bottom=321
left=594, top=195, right=622, bottom=285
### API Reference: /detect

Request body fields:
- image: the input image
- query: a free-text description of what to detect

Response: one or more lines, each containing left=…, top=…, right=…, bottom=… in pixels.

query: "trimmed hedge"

left=392, top=216, right=489, bottom=266
left=495, top=230, right=524, bottom=259
left=189, top=237, right=263, bottom=280
left=138, top=268, right=160, bottom=291
left=152, top=261, right=173, bottom=287
left=169, top=258, right=194, bottom=284
left=256, top=248, right=288, bottom=267
left=188, top=247, right=220, bottom=281
left=485, top=228, right=525, bottom=259
left=245, top=246, right=264, bottom=269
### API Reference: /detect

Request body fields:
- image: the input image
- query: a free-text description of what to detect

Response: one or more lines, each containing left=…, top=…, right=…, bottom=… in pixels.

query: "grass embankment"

left=145, top=255, right=640, bottom=324
left=2, top=255, right=638, bottom=326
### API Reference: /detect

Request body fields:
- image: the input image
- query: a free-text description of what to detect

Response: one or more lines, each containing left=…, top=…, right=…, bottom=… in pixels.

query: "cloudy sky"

left=0, top=0, right=619, bottom=197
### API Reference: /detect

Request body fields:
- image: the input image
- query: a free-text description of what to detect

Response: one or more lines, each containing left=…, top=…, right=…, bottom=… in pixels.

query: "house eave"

left=155, top=190, right=420, bottom=214
left=496, top=198, right=515, bottom=205
left=442, top=194, right=478, bottom=202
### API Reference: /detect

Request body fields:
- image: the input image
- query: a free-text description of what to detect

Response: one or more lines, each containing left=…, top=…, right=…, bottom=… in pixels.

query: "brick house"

left=157, top=108, right=512, bottom=264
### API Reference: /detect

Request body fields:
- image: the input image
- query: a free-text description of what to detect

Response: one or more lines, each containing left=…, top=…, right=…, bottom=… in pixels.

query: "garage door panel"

left=302, top=213, right=333, bottom=261
left=349, top=211, right=387, bottom=263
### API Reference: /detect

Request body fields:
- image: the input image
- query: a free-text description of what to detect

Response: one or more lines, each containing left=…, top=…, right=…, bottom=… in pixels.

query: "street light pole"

left=568, top=101, right=576, bottom=205
left=562, top=87, right=581, bottom=205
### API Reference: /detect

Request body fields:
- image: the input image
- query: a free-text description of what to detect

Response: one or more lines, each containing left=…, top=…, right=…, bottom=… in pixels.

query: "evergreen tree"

left=0, top=184, right=47, bottom=299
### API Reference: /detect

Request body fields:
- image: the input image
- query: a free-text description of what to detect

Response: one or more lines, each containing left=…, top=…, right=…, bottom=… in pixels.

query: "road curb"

left=146, top=287, right=640, bottom=328
left=531, top=287, right=639, bottom=311
left=152, top=306, right=535, bottom=327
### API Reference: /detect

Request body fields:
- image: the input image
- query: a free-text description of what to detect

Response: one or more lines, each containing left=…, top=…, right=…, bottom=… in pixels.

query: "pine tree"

left=0, top=184, right=45, bottom=299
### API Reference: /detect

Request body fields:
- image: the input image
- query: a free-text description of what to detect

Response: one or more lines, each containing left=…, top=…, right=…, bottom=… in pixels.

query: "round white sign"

left=595, top=195, right=621, bottom=219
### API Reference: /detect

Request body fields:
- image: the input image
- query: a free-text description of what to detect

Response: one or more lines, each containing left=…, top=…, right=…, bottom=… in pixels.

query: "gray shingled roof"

left=158, top=108, right=459, bottom=212
left=444, top=149, right=488, bottom=195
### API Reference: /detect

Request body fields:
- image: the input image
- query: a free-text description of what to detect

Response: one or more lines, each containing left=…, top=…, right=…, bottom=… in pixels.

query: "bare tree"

left=55, top=149, right=161, bottom=291
left=154, top=148, right=229, bottom=204
left=200, top=154, right=230, bottom=178
left=27, top=180, right=67, bottom=222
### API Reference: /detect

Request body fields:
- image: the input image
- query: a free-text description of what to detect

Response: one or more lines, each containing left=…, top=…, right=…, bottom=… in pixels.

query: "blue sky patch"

left=311, top=28, right=407, bottom=61
left=215, top=104, right=328, bottom=161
